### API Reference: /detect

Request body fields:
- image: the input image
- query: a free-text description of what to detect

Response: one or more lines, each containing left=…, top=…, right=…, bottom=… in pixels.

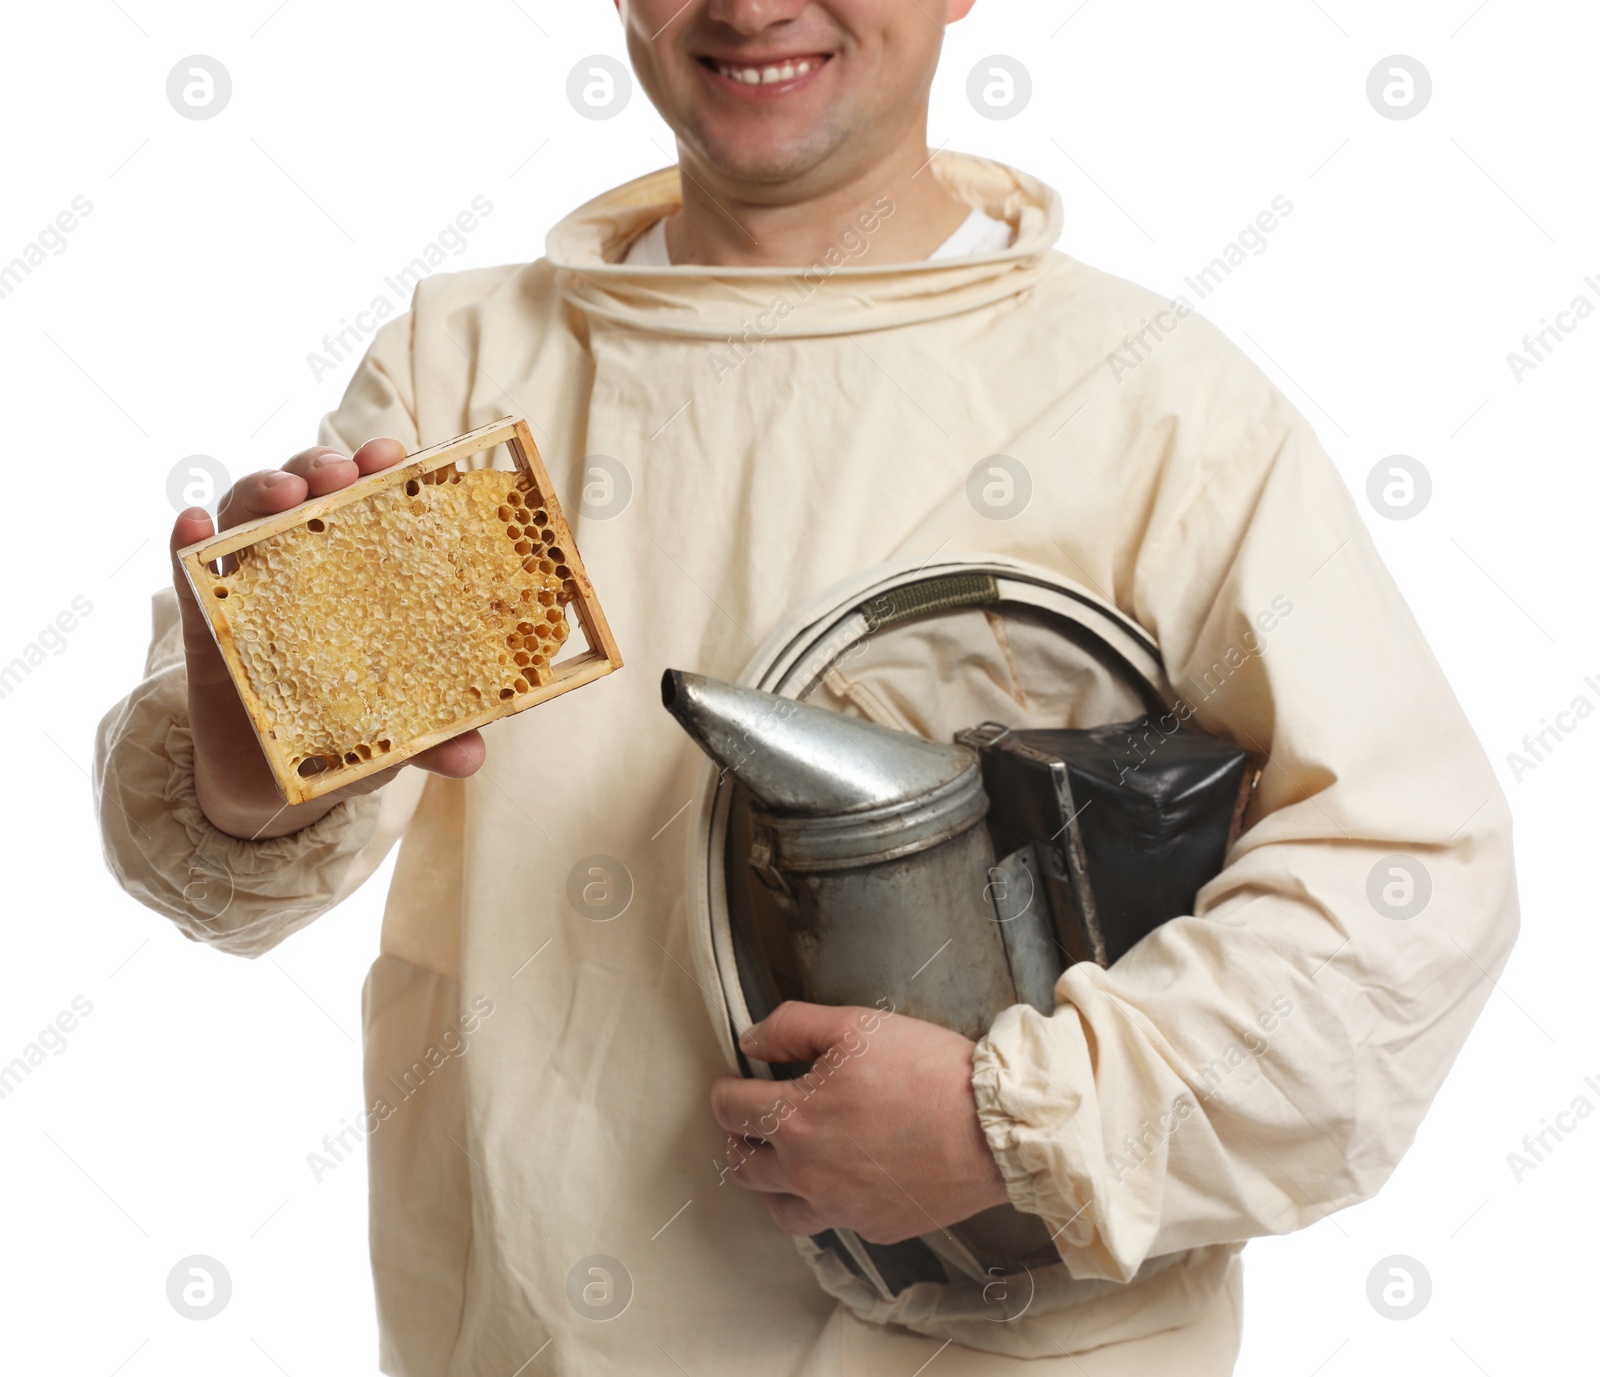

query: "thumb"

left=739, top=1001, right=850, bottom=1065
left=170, top=507, right=233, bottom=685
left=169, top=506, right=215, bottom=611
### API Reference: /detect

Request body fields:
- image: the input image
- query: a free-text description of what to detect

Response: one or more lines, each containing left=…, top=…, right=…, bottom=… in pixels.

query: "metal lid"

left=754, top=760, right=990, bottom=870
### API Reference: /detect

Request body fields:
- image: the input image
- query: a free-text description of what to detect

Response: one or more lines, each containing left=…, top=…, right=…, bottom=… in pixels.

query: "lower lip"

left=699, top=57, right=832, bottom=102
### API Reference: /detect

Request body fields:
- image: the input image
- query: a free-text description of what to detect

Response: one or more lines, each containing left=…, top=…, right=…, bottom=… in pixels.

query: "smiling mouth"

left=698, top=53, right=833, bottom=87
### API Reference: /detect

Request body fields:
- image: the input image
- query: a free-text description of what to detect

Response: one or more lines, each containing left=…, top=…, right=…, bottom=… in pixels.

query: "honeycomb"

left=207, top=465, right=579, bottom=784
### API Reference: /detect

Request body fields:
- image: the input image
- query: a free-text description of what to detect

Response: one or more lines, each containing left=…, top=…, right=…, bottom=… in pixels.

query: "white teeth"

left=716, top=59, right=818, bottom=85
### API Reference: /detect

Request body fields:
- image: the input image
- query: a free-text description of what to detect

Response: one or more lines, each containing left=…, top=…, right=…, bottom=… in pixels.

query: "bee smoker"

left=660, top=666, right=1255, bottom=1276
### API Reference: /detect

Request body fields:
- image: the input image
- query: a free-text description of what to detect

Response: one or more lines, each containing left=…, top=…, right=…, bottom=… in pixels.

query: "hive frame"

left=178, top=416, right=623, bottom=805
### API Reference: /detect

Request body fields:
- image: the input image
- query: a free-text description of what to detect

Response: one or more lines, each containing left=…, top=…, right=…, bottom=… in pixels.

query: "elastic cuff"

left=163, top=719, right=377, bottom=874
left=149, top=719, right=384, bottom=953
left=971, top=1027, right=1070, bottom=1224
left=971, top=1003, right=1117, bottom=1277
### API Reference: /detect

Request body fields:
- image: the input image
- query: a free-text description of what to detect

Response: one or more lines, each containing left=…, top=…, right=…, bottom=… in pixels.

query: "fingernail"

left=263, top=472, right=296, bottom=488
left=312, top=453, right=349, bottom=469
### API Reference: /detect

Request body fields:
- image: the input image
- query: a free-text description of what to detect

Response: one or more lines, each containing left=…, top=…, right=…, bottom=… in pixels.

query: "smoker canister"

left=662, top=669, right=1020, bottom=1039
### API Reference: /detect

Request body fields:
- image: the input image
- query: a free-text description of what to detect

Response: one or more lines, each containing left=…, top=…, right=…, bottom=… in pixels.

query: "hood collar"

left=544, top=151, right=1064, bottom=339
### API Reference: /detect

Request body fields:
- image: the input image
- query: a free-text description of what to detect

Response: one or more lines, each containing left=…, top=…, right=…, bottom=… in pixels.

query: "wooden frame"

left=178, top=416, right=623, bottom=805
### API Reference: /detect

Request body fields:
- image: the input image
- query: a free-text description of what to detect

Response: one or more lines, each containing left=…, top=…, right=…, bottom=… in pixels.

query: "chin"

left=682, top=117, right=848, bottom=189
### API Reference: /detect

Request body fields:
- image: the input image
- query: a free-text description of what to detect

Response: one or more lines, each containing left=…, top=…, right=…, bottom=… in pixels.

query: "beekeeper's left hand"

left=710, top=1000, right=1012, bottom=1244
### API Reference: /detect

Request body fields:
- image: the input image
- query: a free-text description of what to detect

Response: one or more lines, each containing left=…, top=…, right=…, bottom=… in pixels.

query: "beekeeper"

left=94, top=0, right=1518, bottom=1373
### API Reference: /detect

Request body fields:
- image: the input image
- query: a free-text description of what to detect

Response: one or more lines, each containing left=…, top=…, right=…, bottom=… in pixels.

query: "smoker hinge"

left=748, top=825, right=793, bottom=898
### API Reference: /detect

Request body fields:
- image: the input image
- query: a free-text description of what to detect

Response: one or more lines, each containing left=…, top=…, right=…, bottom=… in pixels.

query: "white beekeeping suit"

left=95, top=153, right=1517, bottom=1376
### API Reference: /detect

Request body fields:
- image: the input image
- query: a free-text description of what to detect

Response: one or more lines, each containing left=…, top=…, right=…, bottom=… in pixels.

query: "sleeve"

left=970, top=397, right=1520, bottom=1281
left=91, top=312, right=427, bottom=957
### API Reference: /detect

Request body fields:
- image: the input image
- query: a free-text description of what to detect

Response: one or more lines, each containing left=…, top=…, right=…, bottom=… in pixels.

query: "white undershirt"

left=621, top=206, right=1014, bottom=267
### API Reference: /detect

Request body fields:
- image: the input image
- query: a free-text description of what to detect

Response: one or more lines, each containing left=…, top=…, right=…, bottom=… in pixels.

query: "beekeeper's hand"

left=710, top=1000, right=1011, bottom=1244
left=170, top=437, right=486, bottom=841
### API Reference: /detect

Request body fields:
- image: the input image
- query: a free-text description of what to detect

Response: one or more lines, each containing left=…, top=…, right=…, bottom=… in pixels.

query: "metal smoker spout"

left=659, top=669, right=974, bottom=817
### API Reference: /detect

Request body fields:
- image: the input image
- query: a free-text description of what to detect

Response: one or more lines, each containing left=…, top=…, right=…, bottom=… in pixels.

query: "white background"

left=1, top=1, right=1594, bottom=1373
